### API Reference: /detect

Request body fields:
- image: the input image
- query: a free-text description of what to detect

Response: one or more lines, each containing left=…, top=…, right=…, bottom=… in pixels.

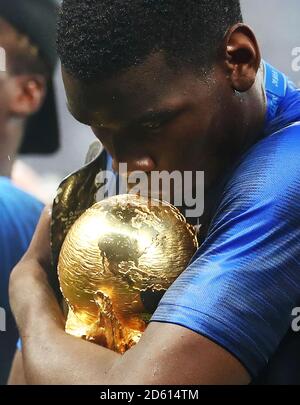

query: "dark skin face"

left=63, top=24, right=266, bottom=196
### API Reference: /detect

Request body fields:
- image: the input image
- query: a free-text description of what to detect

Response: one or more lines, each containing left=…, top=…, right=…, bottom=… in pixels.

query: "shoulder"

left=0, top=177, right=43, bottom=207
left=217, top=122, right=300, bottom=224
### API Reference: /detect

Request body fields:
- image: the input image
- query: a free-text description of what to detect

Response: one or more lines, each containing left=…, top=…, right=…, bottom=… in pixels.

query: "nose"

left=95, top=129, right=157, bottom=174
left=112, top=155, right=156, bottom=174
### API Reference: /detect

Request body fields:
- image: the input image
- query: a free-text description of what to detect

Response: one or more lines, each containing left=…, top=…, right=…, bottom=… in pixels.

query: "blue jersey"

left=152, top=62, right=300, bottom=383
left=0, top=177, right=43, bottom=384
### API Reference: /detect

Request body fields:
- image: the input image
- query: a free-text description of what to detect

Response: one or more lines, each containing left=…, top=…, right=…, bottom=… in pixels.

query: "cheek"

left=161, top=109, right=214, bottom=155
left=155, top=108, right=224, bottom=171
left=171, top=101, right=217, bottom=142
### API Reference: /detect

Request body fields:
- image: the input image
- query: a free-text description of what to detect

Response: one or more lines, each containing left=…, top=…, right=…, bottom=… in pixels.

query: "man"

left=0, top=0, right=58, bottom=384
left=9, top=0, right=300, bottom=384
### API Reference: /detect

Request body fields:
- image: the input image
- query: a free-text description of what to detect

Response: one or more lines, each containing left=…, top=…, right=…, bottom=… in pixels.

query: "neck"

left=219, top=62, right=267, bottom=179
left=0, top=117, right=24, bottom=178
left=238, top=62, right=267, bottom=150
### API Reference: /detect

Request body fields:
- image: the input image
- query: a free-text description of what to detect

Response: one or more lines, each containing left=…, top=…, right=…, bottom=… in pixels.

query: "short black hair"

left=57, top=0, right=243, bottom=81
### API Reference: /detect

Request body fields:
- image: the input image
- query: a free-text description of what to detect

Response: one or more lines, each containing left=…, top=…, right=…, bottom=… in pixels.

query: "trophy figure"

left=51, top=144, right=198, bottom=353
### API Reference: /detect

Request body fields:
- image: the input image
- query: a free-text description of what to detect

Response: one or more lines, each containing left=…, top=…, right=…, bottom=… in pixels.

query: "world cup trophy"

left=51, top=145, right=198, bottom=354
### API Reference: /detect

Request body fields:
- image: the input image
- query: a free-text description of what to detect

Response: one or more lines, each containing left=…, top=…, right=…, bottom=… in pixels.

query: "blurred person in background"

left=0, top=0, right=59, bottom=384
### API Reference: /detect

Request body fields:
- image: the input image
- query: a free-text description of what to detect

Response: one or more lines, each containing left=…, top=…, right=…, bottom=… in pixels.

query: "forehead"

left=62, top=53, right=208, bottom=127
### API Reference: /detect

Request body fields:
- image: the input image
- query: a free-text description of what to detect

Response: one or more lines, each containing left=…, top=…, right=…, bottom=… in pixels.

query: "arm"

left=9, top=208, right=249, bottom=385
left=11, top=274, right=249, bottom=385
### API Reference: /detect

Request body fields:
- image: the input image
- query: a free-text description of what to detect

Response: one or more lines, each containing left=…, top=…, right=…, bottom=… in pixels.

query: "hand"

left=9, top=206, right=64, bottom=335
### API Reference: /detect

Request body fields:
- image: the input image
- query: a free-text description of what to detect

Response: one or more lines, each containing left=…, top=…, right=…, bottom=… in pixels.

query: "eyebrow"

left=67, top=102, right=182, bottom=130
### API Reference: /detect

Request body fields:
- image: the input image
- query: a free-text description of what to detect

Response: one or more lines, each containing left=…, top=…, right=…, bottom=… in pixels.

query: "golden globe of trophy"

left=58, top=194, right=198, bottom=354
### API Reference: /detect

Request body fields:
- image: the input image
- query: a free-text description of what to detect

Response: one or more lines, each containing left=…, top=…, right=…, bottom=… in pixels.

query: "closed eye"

left=141, top=120, right=164, bottom=131
left=136, top=109, right=183, bottom=133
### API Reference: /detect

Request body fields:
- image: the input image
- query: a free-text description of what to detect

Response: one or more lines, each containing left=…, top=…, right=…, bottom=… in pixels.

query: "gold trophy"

left=51, top=143, right=198, bottom=354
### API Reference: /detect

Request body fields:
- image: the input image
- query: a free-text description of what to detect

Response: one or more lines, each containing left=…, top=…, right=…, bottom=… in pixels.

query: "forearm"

left=10, top=259, right=121, bottom=385
left=22, top=323, right=121, bottom=385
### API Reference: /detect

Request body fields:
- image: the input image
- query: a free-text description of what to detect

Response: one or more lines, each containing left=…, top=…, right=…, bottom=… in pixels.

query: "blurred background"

left=16, top=0, right=300, bottom=203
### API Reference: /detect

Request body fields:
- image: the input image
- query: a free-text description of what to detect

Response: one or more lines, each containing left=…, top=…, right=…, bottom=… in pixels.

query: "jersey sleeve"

left=151, top=124, right=300, bottom=378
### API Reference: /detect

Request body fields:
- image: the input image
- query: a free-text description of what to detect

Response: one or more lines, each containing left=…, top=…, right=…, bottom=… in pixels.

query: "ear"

left=8, top=74, right=47, bottom=117
left=221, top=24, right=261, bottom=92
